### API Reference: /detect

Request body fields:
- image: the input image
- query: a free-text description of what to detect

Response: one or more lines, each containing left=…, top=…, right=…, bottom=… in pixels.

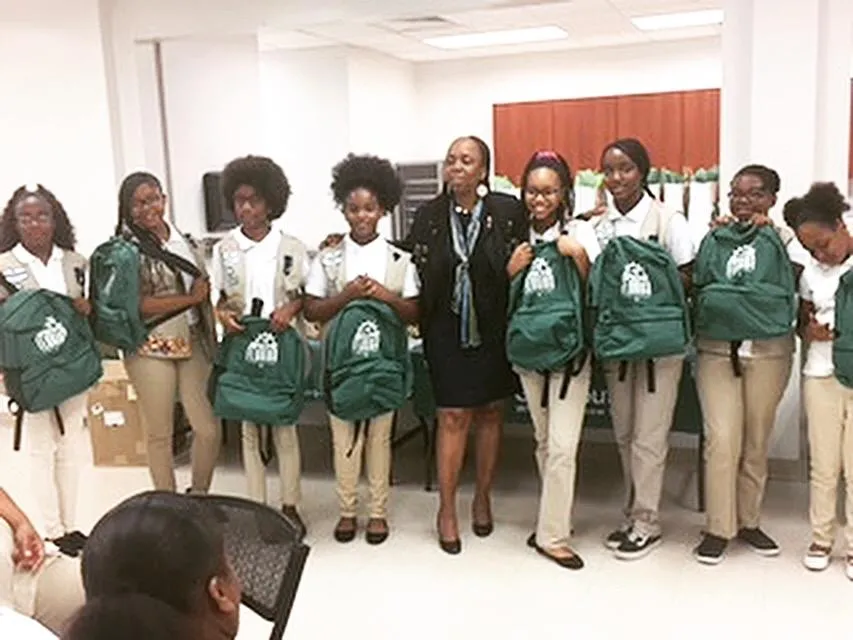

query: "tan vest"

left=136, top=233, right=216, bottom=360
left=318, top=241, right=411, bottom=298
left=696, top=224, right=797, bottom=360
left=0, top=248, right=87, bottom=298
left=589, top=198, right=678, bottom=249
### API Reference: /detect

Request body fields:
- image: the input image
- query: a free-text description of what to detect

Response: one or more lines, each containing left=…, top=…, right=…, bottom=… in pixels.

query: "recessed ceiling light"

left=632, top=9, right=724, bottom=31
left=424, top=26, right=568, bottom=50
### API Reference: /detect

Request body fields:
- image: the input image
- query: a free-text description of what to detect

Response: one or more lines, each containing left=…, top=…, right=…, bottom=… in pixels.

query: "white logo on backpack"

left=524, top=257, right=556, bottom=295
left=620, top=262, right=652, bottom=301
left=726, top=244, right=757, bottom=279
left=34, top=316, right=68, bottom=354
left=352, top=320, right=381, bottom=357
left=245, top=332, right=278, bottom=366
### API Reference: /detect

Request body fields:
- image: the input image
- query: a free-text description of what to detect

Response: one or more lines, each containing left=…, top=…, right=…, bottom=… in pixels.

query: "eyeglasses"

left=524, top=187, right=561, bottom=199
left=15, top=211, right=52, bottom=226
left=132, top=193, right=164, bottom=212
left=728, top=189, right=769, bottom=201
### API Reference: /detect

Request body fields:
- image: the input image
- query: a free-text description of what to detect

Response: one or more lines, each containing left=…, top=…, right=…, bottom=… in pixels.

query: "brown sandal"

left=333, top=517, right=357, bottom=543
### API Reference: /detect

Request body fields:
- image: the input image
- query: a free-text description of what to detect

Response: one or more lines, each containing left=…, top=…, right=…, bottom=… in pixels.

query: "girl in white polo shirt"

left=783, top=182, right=853, bottom=580
left=0, top=185, right=91, bottom=557
left=304, top=154, right=419, bottom=545
left=506, top=151, right=600, bottom=570
left=212, top=156, right=310, bottom=536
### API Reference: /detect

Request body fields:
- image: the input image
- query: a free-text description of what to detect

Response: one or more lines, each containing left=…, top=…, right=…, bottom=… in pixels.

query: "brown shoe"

left=365, top=518, right=389, bottom=545
left=281, top=505, right=307, bottom=539
left=333, top=517, right=357, bottom=543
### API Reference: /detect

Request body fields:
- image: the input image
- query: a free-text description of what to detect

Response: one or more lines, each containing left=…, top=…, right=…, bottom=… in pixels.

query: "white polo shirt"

left=800, top=250, right=853, bottom=378
left=304, top=235, right=419, bottom=299
left=0, top=608, right=56, bottom=639
left=212, top=228, right=310, bottom=317
left=10, top=245, right=67, bottom=295
left=530, top=220, right=601, bottom=264
left=601, top=193, right=695, bottom=266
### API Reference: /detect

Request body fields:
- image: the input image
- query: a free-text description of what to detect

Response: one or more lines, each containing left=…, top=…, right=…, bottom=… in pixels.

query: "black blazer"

left=401, top=192, right=528, bottom=345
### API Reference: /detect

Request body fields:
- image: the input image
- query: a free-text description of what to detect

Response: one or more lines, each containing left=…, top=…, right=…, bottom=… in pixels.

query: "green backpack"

left=694, top=224, right=796, bottom=375
left=323, top=299, right=412, bottom=429
left=588, top=236, right=690, bottom=389
left=90, top=232, right=202, bottom=351
left=833, top=270, right=853, bottom=388
left=211, top=317, right=307, bottom=426
left=0, top=284, right=103, bottom=450
left=506, top=240, right=587, bottom=403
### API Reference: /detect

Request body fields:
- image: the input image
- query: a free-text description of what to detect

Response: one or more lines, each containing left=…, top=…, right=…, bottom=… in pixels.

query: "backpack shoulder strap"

left=384, top=242, right=411, bottom=296
left=319, top=246, right=346, bottom=297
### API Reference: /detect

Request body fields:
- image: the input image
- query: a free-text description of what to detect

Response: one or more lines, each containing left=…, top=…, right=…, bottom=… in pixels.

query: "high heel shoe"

left=439, top=538, right=462, bottom=555
left=472, top=521, right=494, bottom=538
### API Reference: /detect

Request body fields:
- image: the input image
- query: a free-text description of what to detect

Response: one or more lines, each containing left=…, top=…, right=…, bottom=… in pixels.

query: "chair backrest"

left=191, top=495, right=309, bottom=640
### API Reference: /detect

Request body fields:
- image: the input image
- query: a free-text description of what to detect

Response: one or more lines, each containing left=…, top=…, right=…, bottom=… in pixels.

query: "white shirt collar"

left=530, top=222, right=562, bottom=244
left=606, top=192, right=653, bottom=224
left=234, top=227, right=279, bottom=252
left=345, top=233, right=384, bottom=252
left=12, top=243, right=62, bottom=266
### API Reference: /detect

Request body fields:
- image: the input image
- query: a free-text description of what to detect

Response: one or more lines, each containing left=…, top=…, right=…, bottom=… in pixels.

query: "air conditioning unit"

left=393, top=162, right=443, bottom=241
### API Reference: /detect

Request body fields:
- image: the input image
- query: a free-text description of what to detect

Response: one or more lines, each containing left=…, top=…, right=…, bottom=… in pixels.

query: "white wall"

left=0, top=0, right=117, bottom=255
left=413, top=37, right=723, bottom=165
left=159, top=36, right=261, bottom=236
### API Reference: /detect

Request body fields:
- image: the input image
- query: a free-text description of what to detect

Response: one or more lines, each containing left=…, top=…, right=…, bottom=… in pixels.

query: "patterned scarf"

left=449, top=200, right=484, bottom=349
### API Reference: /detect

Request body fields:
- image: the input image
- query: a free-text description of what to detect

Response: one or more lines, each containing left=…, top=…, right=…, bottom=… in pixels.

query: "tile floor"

left=1, top=414, right=850, bottom=640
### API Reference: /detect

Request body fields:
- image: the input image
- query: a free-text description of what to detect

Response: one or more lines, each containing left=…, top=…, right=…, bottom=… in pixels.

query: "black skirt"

left=422, top=308, right=516, bottom=409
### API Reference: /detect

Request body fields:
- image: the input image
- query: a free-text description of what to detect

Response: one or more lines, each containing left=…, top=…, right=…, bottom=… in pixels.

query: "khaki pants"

left=329, top=412, right=394, bottom=519
left=518, top=363, right=591, bottom=550
left=0, top=521, right=85, bottom=634
left=604, top=355, right=684, bottom=537
left=242, top=423, right=301, bottom=507
left=124, top=340, right=220, bottom=493
left=803, top=376, right=853, bottom=554
left=696, top=353, right=792, bottom=539
left=23, top=393, right=88, bottom=539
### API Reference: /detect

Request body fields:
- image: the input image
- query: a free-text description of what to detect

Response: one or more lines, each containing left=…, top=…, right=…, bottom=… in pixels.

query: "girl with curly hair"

left=304, top=154, right=419, bottom=545
left=0, top=185, right=92, bottom=556
left=211, top=155, right=309, bottom=536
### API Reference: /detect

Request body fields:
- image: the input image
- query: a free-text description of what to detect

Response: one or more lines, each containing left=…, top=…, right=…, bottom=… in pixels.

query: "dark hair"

left=330, top=153, right=402, bottom=212
left=521, top=150, right=575, bottom=220
left=783, top=182, right=851, bottom=230
left=601, top=137, right=654, bottom=197
left=82, top=491, right=227, bottom=615
left=62, top=594, right=194, bottom=640
left=116, top=172, right=163, bottom=236
left=446, top=136, right=492, bottom=194
left=0, top=184, right=77, bottom=253
left=222, top=155, right=291, bottom=220
left=733, top=164, right=781, bottom=194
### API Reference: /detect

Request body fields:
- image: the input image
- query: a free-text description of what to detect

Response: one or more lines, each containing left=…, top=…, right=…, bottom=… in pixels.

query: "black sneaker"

left=614, top=528, right=662, bottom=560
left=737, top=528, right=780, bottom=556
left=694, top=534, right=728, bottom=565
left=50, top=533, right=82, bottom=558
left=604, top=526, right=630, bottom=551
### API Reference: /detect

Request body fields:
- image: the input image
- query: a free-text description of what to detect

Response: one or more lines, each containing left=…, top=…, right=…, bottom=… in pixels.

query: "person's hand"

left=12, top=522, right=45, bottom=572
left=270, top=303, right=298, bottom=333
left=190, top=277, right=211, bottom=304
left=320, top=234, right=345, bottom=250
left=216, top=308, right=245, bottom=334
left=710, top=215, right=736, bottom=228
left=805, top=314, right=834, bottom=342
left=557, top=235, right=585, bottom=260
left=342, top=277, right=371, bottom=302
left=363, top=278, right=393, bottom=303
left=749, top=214, right=774, bottom=227
left=507, top=242, right=534, bottom=278
left=72, top=298, right=92, bottom=317
left=583, top=203, right=608, bottom=219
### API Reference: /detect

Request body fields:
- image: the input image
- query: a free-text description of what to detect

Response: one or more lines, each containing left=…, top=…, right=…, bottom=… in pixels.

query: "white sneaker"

left=803, top=543, right=832, bottom=571
left=846, top=556, right=853, bottom=581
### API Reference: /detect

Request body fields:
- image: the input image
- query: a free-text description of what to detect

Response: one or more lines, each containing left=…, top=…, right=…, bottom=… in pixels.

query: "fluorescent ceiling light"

left=632, top=9, right=723, bottom=31
left=424, top=26, right=568, bottom=50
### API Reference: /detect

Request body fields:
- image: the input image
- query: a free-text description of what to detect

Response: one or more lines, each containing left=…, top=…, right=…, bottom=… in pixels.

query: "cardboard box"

left=87, top=360, right=147, bottom=467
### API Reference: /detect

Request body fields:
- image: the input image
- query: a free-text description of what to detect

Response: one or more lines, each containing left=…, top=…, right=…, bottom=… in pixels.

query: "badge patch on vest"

left=2, top=267, right=28, bottom=287
left=620, top=262, right=652, bottom=301
left=321, top=250, right=344, bottom=267
left=283, top=255, right=294, bottom=275
left=351, top=320, right=381, bottom=357
left=222, top=250, right=241, bottom=288
left=524, top=257, right=556, bottom=295
left=594, top=219, right=616, bottom=249
left=726, top=244, right=757, bottom=279
left=245, top=332, right=279, bottom=367
left=34, top=316, right=68, bottom=354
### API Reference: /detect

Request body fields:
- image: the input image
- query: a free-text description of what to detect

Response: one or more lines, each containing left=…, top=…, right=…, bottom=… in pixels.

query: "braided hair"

left=0, top=184, right=77, bottom=253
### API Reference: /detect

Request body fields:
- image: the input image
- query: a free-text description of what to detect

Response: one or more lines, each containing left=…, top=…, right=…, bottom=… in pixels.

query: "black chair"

left=191, top=495, right=309, bottom=640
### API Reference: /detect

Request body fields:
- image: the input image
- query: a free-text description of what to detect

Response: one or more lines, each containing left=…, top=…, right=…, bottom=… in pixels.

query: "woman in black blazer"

left=403, top=136, right=527, bottom=554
